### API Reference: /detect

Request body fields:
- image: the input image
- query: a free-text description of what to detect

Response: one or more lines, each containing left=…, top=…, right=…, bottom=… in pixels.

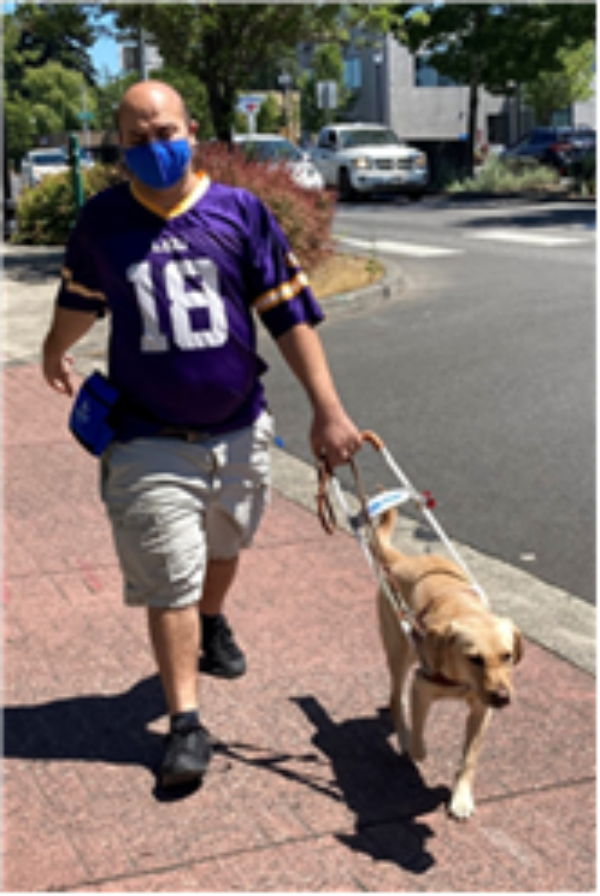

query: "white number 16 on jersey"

left=127, top=258, right=228, bottom=352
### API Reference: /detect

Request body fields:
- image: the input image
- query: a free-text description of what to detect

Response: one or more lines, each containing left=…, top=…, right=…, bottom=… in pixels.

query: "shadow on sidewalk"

left=4, top=675, right=166, bottom=780
left=219, top=695, right=448, bottom=875
left=4, top=249, right=63, bottom=284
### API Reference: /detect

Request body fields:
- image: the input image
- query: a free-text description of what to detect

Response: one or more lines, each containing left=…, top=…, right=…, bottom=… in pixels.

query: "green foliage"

left=92, top=72, right=139, bottom=132
left=4, top=4, right=98, bottom=164
left=522, top=41, right=596, bottom=125
left=571, top=151, right=596, bottom=197
left=13, top=164, right=123, bottom=245
left=25, top=61, right=97, bottom=132
left=386, top=3, right=596, bottom=88
left=447, top=157, right=560, bottom=195
left=4, top=2, right=96, bottom=86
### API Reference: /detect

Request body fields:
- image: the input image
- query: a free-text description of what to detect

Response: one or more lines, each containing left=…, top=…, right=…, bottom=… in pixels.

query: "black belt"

left=157, top=427, right=214, bottom=443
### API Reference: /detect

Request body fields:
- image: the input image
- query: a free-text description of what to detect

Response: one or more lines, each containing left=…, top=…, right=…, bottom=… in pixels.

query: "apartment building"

left=341, top=33, right=526, bottom=149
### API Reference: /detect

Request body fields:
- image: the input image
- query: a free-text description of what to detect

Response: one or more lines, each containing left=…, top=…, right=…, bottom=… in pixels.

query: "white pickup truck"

left=311, top=123, right=428, bottom=201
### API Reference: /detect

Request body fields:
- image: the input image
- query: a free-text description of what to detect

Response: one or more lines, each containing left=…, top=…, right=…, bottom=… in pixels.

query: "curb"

left=270, top=447, right=596, bottom=678
left=319, top=245, right=406, bottom=320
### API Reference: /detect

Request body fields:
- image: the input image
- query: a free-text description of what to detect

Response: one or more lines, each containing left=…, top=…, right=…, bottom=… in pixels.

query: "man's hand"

left=42, top=343, right=75, bottom=396
left=310, top=405, right=363, bottom=469
left=41, top=307, right=97, bottom=397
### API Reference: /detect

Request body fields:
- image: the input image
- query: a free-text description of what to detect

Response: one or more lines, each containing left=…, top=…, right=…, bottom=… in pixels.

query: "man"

left=42, top=81, right=361, bottom=789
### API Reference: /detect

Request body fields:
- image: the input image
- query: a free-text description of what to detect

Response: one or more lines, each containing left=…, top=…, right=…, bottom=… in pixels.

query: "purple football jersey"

left=56, top=174, right=324, bottom=437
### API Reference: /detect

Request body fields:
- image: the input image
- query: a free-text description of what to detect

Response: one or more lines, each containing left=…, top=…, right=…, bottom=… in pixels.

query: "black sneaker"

left=200, top=614, right=247, bottom=679
left=161, top=723, right=212, bottom=788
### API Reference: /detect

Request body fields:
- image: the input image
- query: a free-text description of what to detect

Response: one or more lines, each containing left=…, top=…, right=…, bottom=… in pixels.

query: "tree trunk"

left=467, top=76, right=479, bottom=178
left=207, top=82, right=236, bottom=142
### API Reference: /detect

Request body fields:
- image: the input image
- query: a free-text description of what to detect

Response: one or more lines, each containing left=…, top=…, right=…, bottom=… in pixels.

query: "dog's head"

left=425, top=614, right=523, bottom=708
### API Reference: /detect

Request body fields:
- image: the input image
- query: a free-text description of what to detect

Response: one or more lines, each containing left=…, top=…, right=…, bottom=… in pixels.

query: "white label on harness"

left=367, top=489, right=413, bottom=519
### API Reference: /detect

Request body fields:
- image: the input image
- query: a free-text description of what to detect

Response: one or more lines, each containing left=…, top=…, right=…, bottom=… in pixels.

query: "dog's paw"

left=448, top=785, right=475, bottom=820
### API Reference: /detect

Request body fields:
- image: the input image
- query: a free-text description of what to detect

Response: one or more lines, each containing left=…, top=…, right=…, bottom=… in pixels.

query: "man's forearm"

left=276, top=323, right=362, bottom=466
left=276, top=323, right=344, bottom=415
left=43, top=306, right=98, bottom=355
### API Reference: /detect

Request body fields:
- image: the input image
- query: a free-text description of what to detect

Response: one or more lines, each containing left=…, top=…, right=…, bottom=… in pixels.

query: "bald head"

left=117, top=80, right=193, bottom=148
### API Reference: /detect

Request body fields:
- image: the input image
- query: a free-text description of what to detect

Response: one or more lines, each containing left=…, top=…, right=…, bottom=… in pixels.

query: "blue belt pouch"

left=69, top=371, right=120, bottom=456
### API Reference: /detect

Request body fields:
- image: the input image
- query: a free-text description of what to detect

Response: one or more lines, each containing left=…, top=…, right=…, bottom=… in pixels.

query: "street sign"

left=237, top=95, right=264, bottom=115
left=316, top=81, right=338, bottom=111
left=77, top=111, right=94, bottom=123
left=236, top=95, right=264, bottom=136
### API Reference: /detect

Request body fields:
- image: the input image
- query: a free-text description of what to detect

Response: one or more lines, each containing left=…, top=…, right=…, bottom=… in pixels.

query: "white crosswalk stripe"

left=335, top=236, right=462, bottom=257
left=466, top=228, right=589, bottom=247
left=336, top=227, right=592, bottom=258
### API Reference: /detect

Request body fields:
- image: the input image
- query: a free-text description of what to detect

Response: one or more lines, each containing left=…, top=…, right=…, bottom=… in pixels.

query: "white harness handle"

left=325, top=431, right=489, bottom=613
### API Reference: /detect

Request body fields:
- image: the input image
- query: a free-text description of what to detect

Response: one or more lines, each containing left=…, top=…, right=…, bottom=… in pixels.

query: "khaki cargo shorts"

left=100, top=410, right=274, bottom=609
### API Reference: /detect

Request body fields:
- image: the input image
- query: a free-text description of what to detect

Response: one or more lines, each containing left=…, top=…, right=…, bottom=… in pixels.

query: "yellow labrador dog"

left=373, top=508, right=523, bottom=820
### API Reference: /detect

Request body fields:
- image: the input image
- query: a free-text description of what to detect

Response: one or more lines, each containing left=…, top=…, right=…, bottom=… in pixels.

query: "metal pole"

left=138, top=25, right=148, bottom=80
left=0, top=94, right=16, bottom=238
left=69, top=133, right=85, bottom=219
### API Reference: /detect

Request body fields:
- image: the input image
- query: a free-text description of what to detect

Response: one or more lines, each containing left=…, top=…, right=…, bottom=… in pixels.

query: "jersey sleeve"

left=55, top=208, right=108, bottom=318
left=247, top=195, right=325, bottom=339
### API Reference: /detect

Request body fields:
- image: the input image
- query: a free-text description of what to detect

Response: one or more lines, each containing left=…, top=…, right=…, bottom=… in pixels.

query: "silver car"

left=232, top=134, right=325, bottom=190
left=21, top=148, right=70, bottom=188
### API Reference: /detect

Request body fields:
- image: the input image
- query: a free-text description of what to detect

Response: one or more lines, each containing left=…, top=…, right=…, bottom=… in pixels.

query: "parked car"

left=311, top=123, right=429, bottom=200
left=232, top=134, right=324, bottom=190
left=500, top=126, right=596, bottom=177
left=20, top=148, right=69, bottom=188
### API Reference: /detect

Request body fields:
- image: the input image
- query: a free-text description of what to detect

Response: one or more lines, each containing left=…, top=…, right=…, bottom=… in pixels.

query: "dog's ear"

left=421, top=622, right=457, bottom=675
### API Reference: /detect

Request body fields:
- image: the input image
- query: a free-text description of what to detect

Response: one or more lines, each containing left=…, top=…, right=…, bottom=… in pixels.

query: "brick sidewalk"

left=3, top=365, right=596, bottom=891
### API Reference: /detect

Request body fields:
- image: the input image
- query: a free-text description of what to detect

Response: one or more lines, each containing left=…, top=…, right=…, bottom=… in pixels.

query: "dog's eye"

left=469, top=655, right=484, bottom=666
left=501, top=652, right=513, bottom=664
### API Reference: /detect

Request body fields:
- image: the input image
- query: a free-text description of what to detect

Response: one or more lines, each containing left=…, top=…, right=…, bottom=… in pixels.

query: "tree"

left=105, top=3, right=347, bottom=139
left=25, top=62, right=97, bottom=133
left=4, top=3, right=98, bottom=164
left=7, top=2, right=97, bottom=85
left=379, top=2, right=596, bottom=174
left=522, top=41, right=596, bottom=126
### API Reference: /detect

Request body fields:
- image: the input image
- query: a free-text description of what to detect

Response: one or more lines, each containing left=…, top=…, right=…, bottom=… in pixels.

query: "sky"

left=93, top=31, right=120, bottom=81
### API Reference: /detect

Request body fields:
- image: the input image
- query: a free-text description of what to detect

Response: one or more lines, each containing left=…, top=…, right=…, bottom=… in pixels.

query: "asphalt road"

left=259, top=196, right=596, bottom=605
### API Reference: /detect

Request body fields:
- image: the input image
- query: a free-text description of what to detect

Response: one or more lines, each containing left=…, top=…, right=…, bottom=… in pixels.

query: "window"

left=344, top=56, right=362, bottom=90
left=318, top=130, right=336, bottom=150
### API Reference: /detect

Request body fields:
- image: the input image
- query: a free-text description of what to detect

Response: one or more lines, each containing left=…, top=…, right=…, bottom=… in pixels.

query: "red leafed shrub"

left=194, top=141, right=335, bottom=273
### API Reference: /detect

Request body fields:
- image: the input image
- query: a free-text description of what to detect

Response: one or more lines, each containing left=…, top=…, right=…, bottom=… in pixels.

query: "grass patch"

left=310, top=252, right=383, bottom=300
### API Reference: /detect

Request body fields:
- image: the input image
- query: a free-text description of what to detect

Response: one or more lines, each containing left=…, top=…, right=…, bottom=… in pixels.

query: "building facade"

left=343, top=33, right=520, bottom=148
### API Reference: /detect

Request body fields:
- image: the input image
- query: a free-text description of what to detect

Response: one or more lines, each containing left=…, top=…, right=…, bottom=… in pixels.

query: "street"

left=259, top=197, right=596, bottom=604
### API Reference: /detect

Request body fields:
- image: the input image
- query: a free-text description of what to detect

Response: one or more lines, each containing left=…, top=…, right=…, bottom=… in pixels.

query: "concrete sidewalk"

left=2, top=364, right=596, bottom=892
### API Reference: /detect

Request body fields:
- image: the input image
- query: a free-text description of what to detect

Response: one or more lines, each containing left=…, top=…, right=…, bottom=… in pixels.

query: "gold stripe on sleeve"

left=252, top=271, right=309, bottom=314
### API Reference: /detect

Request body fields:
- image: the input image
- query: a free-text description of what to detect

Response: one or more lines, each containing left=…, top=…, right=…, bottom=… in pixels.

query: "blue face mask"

left=125, top=138, right=192, bottom=189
